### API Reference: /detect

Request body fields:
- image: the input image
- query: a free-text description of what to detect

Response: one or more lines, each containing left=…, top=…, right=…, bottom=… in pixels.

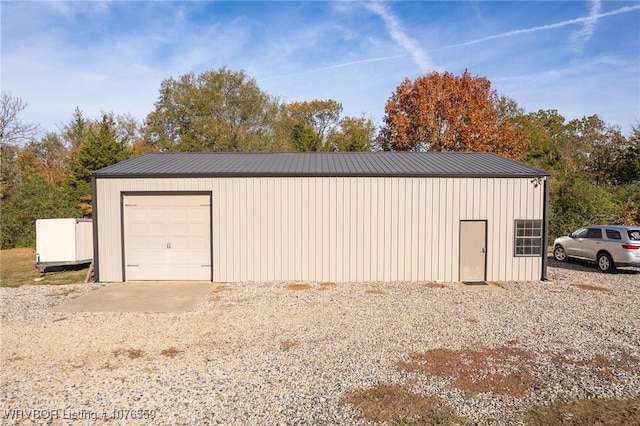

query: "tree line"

left=1, top=67, right=638, bottom=248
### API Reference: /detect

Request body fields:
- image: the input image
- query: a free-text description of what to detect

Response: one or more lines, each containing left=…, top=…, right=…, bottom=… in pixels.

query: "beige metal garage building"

left=91, top=152, right=549, bottom=283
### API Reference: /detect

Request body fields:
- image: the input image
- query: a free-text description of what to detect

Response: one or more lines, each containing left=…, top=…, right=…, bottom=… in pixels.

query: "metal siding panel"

left=295, top=179, right=304, bottom=280
left=226, top=179, right=236, bottom=281
left=212, top=180, right=221, bottom=282
left=411, top=179, right=419, bottom=281
left=96, top=179, right=119, bottom=282
left=436, top=178, right=445, bottom=281
left=390, top=178, right=399, bottom=281
left=383, top=179, right=392, bottom=281
left=254, top=179, right=263, bottom=281
left=230, top=179, right=239, bottom=280
left=310, top=179, right=319, bottom=281
left=355, top=178, right=364, bottom=281
left=417, top=179, right=426, bottom=280
left=246, top=179, right=255, bottom=280
left=444, top=179, right=455, bottom=282
left=266, top=178, right=275, bottom=281
left=335, top=179, right=345, bottom=282
left=300, top=179, right=310, bottom=281
left=322, top=179, right=331, bottom=280
left=276, top=179, right=295, bottom=281
left=508, top=179, right=519, bottom=280
left=486, top=179, right=498, bottom=281
left=362, top=179, right=372, bottom=281
left=451, top=179, right=461, bottom=282
left=498, top=179, right=507, bottom=281
left=97, top=175, right=544, bottom=283
left=397, top=179, right=407, bottom=280
left=274, top=178, right=283, bottom=280
left=350, top=179, right=359, bottom=282
left=374, top=180, right=384, bottom=280
left=239, top=179, right=249, bottom=281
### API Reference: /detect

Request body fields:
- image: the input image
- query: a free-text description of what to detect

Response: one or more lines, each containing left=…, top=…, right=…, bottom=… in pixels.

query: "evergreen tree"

left=66, top=113, right=130, bottom=216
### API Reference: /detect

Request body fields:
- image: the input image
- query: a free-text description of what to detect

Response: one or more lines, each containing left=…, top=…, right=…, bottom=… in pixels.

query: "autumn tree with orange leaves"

left=380, top=70, right=528, bottom=158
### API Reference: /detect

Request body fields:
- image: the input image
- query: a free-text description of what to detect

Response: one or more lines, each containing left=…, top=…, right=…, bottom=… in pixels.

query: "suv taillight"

left=622, top=244, right=640, bottom=250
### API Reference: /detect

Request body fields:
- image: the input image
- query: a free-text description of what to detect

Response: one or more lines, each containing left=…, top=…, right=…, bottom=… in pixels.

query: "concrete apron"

left=51, top=281, right=216, bottom=313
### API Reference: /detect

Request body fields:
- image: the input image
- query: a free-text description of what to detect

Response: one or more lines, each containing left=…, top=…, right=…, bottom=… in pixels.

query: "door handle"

left=167, top=242, right=171, bottom=249
left=481, top=247, right=486, bottom=253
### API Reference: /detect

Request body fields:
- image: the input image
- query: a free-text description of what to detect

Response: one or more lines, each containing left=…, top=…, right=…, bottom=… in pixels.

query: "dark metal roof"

left=92, top=152, right=549, bottom=178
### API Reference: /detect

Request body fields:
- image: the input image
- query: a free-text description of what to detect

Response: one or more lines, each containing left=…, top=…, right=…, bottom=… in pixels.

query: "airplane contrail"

left=440, top=3, right=640, bottom=50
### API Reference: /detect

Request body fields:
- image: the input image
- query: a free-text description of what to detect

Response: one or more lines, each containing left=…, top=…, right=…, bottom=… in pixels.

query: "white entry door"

left=123, top=194, right=211, bottom=281
left=459, top=221, right=487, bottom=282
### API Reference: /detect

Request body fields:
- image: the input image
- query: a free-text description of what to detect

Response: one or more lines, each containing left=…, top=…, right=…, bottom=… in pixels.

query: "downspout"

left=91, top=175, right=100, bottom=282
left=541, top=175, right=549, bottom=281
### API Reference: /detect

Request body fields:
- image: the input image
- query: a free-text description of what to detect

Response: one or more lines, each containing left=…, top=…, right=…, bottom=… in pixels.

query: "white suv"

left=553, top=225, right=640, bottom=272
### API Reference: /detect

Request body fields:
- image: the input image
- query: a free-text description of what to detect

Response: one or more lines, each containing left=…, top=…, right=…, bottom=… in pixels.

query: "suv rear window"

left=606, top=229, right=622, bottom=240
left=628, top=230, right=640, bottom=241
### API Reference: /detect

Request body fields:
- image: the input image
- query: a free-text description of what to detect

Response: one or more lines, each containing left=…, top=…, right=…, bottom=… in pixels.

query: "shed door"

left=123, top=194, right=211, bottom=281
left=459, top=221, right=487, bottom=282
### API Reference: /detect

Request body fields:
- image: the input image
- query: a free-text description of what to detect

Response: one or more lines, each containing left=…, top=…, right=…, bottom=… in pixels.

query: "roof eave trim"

left=92, top=172, right=551, bottom=179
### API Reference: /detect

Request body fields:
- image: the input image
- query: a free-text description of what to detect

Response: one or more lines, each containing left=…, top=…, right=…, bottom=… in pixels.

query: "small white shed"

left=91, top=152, right=549, bottom=283
left=36, top=218, right=93, bottom=269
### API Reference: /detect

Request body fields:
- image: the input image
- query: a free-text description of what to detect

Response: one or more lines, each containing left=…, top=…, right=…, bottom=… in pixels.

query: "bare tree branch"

left=0, top=92, right=41, bottom=148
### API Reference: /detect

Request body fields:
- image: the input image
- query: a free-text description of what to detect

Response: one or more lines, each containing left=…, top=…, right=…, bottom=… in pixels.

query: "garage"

left=91, top=152, right=549, bottom=283
left=122, top=193, right=211, bottom=281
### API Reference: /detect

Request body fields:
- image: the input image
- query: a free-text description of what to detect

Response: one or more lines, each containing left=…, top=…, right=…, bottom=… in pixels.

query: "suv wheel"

left=553, top=245, right=567, bottom=262
left=597, top=252, right=615, bottom=273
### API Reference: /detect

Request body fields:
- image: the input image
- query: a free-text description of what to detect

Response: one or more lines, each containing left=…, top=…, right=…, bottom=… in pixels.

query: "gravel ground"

left=1, top=258, right=639, bottom=425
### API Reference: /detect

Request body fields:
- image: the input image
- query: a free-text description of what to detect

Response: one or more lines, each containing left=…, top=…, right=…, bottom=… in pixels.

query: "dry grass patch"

left=544, top=349, right=640, bottom=379
left=208, top=284, right=234, bottom=301
left=160, top=347, right=183, bottom=358
left=286, top=283, right=312, bottom=291
left=279, top=340, right=300, bottom=351
left=342, top=384, right=454, bottom=424
left=212, top=284, right=234, bottom=292
left=572, top=284, right=611, bottom=292
left=399, top=347, right=538, bottom=396
left=1, top=248, right=89, bottom=287
left=319, top=281, right=337, bottom=290
left=424, top=283, right=446, bottom=289
left=112, top=349, right=145, bottom=359
left=524, top=398, right=640, bottom=426
left=366, top=289, right=385, bottom=295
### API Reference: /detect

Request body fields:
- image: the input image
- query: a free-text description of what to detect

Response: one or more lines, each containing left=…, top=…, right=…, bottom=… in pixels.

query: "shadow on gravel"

left=547, top=256, right=640, bottom=275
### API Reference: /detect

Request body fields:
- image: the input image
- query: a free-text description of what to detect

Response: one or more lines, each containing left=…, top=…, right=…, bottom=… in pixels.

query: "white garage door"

left=123, top=194, right=211, bottom=281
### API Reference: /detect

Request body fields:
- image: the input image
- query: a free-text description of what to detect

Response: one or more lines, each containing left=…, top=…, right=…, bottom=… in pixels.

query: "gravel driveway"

left=1, top=258, right=639, bottom=425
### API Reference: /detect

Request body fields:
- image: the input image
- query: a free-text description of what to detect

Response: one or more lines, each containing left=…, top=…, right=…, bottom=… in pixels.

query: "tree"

left=327, top=116, right=376, bottom=152
left=0, top=92, right=40, bottom=148
left=61, top=107, right=89, bottom=151
left=563, top=115, right=629, bottom=185
left=516, top=109, right=567, bottom=173
left=613, top=125, right=640, bottom=185
left=66, top=113, right=130, bottom=215
left=144, top=67, right=281, bottom=152
left=284, top=100, right=342, bottom=149
left=17, top=134, right=69, bottom=188
left=380, top=70, right=528, bottom=158
left=289, top=119, right=323, bottom=152
left=0, top=93, right=41, bottom=199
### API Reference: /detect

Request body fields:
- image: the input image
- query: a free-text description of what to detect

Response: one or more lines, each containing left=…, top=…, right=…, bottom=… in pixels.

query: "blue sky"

left=2, top=1, right=639, bottom=136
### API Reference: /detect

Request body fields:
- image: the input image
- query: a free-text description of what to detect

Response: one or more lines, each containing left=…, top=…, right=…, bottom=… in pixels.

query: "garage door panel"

left=123, top=194, right=211, bottom=281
